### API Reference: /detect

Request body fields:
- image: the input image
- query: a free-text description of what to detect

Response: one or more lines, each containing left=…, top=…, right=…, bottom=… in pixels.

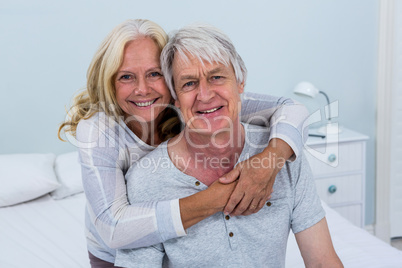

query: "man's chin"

left=186, top=122, right=236, bottom=135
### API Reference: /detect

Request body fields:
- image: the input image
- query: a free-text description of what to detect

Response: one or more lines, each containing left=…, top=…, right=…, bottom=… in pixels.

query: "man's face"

left=172, top=54, right=244, bottom=136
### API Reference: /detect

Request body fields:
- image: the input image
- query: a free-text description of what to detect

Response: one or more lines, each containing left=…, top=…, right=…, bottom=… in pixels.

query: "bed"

left=0, top=193, right=88, bottom=267
left=1, top=152, right=402, bottom=267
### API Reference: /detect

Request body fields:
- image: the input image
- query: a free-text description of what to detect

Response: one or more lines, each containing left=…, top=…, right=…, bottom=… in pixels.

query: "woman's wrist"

left=264, top=138, right=293, bottom=167
left=179, top=182, right=235, bottom=229
left=179, top=189, right=218, bottom=230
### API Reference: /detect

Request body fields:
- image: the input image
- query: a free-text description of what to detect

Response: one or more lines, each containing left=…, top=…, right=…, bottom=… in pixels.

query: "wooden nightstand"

left=304, top=127, right=369, bottom=228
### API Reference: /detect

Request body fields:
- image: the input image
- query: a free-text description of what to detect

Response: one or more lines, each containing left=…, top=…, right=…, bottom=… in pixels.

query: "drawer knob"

left=328, top=185, right=337, bottom=194
left=328, top=154, right=337, bottom=163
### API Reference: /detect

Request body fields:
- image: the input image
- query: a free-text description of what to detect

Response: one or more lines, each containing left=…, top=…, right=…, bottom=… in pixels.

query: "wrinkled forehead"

left=172, top=50, right=231, bottom=77
left=174, top=47, right=229, bottom=70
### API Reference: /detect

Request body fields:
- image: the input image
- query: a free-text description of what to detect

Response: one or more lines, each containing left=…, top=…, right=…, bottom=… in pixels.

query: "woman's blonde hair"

left=58, top=19, right=170, bottom=140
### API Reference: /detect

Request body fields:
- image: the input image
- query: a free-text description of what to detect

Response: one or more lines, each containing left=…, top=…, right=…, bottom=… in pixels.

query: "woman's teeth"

left=134, top=99, right=157, bottom=107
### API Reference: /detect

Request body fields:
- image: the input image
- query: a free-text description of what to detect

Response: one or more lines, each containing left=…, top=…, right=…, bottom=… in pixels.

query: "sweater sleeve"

left=240, top=92, right=309, bottom=160
left=76, top=117, right=186, bottom=250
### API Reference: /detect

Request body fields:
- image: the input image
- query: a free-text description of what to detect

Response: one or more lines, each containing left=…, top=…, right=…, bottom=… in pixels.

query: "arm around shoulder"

left=240, top=92, right=310, bottom=159
left=179, top=180, right=237, bottom=229
left=77, top=116, right=186, bottom=249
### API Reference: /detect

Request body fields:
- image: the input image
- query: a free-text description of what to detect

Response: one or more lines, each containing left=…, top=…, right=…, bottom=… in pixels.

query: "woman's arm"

left=221, top=92, right=309, bottom=216
left=240, top=92, right=309, bottom=159
left=77, top=116, right=235, bottom=250
left=179, top=180, right=237, bottom=229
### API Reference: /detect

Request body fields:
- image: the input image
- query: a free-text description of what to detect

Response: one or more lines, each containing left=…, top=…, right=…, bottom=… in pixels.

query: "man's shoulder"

left=144, top=142, right=167, bottom=159
left=124, top=141, right=188, bottom=202
left=127, top=142, right=171, bottom=177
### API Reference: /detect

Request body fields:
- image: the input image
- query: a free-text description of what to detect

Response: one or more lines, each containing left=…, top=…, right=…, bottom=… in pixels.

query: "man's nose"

left=197, top=80, right=214, bottom=102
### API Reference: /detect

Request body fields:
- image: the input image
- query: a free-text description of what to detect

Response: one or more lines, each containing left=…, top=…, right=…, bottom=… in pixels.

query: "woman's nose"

left=134, top=77, right=151, bottom=96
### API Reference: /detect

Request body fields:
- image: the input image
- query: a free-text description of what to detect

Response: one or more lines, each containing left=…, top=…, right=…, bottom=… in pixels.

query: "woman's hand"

left=219, top=138, right=293, bottom=216
left=207, top=179, right=239, bottom=211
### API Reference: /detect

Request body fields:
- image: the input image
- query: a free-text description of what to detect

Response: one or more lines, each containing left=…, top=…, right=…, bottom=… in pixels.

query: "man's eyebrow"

left=179, top=74, right=198, bottom=81
left=177, top=66, right=227, bottom=81
left=207, top=67, right=225, bottom=75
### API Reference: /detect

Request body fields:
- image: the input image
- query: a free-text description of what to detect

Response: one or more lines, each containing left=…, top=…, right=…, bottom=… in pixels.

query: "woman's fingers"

left=219, top=167, right=241, bottom=184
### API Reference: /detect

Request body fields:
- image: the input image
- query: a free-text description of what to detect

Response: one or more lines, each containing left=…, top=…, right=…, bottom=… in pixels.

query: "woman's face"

left=115, top=37, right=171, bottom=125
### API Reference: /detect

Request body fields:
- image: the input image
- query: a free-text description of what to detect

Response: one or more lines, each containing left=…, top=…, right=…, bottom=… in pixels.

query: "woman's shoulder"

left=76, top=111, right=122, bottom=142
left=75, top=112, right=153, bottom=154
left=77, top=111, right=107, bottom=127
left=77, top=112, right=101, bottom=136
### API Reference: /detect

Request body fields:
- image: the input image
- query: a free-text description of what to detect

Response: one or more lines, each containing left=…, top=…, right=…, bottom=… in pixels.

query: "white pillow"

left=0, top=153, right=60, bottom=207
left=51, top=151, right=84, bottom=199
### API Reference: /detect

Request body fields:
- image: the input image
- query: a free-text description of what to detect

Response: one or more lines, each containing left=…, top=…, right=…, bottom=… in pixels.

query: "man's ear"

left=175, top=99, right=181, bottom=108
left=238, top=81, right=245, bottom=94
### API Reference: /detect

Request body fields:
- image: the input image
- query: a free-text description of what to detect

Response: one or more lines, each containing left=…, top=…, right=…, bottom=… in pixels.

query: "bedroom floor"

left=391, top=238, right=402, bottom=251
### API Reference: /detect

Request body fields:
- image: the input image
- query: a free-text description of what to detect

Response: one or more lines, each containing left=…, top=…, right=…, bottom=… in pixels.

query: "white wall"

left=390, top=0, right=402, bottom=238
left=0, top=0, right=378, bottom=225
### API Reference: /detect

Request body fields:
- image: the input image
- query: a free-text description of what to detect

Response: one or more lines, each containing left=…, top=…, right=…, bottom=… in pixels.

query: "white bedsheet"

left=1, top=194, right=402, bottom=267
left=286, top=201, right=402, bottom=267
left=0, top=193, right=89, bottom=268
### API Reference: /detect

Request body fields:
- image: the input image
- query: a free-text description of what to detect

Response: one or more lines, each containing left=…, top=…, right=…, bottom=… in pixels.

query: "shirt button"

left=266, top=201, right=272, bottom=207
left=195, top=181, right=200, bottom=186
left=229, top=232, right=234, bottom=237
left=225, top=215, right=230, bottom=220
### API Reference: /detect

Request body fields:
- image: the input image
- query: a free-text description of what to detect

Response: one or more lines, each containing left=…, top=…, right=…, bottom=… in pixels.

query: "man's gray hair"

left=161, top=24, right=247, bottom=99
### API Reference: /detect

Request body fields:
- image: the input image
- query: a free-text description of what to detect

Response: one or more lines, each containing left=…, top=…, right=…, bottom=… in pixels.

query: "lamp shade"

left=293, top=81, right=319, bottom=98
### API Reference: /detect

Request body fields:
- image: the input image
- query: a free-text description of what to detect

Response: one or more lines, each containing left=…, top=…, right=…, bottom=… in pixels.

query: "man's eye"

left=180, top=81, right=196, bottom=92
left=211, top=76, right=225, bottom=85
left=184, top=81, right=195, bottom=87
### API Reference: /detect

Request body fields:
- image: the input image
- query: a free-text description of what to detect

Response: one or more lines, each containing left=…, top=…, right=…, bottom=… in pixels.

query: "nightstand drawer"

left=314, top=175, right=362, bottom=205
left=333, top=204, right=362, bottom=227
left=305, top=142, right=364, bottom=177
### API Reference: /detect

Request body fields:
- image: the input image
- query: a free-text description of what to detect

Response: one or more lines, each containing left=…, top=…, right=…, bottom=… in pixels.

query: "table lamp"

left=293, top=81, right=341, bottom=134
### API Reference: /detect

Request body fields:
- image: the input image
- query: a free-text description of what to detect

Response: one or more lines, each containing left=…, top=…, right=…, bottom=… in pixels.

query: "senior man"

left=115, top=24, right=343, bottom=267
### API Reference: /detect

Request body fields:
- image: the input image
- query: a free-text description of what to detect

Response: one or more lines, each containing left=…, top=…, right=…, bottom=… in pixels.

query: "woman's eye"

left=120, top=74, right=132, bottom=80
left=149, top=72, right=162, bottom=77
left=147, top=72, right=163, bottom=82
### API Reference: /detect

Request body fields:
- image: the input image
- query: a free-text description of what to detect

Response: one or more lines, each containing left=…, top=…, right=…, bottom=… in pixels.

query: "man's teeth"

left=199, top=107, right=221, bottom=114
left=134, top=99, right=156, bottom=107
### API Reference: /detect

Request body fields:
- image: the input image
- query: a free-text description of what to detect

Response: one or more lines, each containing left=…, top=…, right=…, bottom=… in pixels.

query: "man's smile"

left=197, top=106, right=223, bottom=114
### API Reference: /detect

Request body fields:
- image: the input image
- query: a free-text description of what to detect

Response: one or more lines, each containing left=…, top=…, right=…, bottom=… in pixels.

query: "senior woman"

left=58, top=19, right=309, bottom=267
